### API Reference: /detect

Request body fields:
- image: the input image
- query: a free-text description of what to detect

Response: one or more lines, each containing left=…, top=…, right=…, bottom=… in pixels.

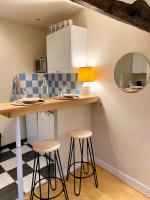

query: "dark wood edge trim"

left=71, top=0, right=150, bottom=33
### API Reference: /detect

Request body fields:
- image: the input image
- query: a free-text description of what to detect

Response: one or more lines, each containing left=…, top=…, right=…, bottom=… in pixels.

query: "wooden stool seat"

left=70, top=130, right=92, bottom=139
left=33, top=139, right=61, bottom=153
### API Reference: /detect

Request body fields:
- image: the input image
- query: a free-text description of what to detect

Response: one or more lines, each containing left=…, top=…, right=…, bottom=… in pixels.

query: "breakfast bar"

left=0, top=96, right=99, bottom=200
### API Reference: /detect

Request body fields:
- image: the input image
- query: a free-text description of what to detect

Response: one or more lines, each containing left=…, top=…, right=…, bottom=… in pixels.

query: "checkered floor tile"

left=0, top=143, right=54, bottom=200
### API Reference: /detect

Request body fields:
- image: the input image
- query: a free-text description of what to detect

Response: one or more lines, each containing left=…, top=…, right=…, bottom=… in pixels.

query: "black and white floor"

left=0, top=142, right=52, bottom=200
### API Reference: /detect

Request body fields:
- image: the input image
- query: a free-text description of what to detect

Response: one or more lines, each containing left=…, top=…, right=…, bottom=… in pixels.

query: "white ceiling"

left=0, top=0, right=149, bottom=28
left=0, top=0, right=82, bottom=28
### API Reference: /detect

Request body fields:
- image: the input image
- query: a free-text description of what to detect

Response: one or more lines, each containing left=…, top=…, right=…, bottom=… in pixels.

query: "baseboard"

left=95, top=157, right=150, bottom=197
left=0, top=138, right=27, bottom=150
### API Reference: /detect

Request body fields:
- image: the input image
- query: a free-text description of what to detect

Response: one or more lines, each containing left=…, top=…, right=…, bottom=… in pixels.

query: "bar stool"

left=66, top=130, right=98, bottom=196
left=30, top=139, right=69, bottom=200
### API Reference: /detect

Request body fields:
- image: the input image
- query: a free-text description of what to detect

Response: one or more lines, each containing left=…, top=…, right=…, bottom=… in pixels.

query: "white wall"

left=56, top=105, right=91, bottom=171
left=71, top=8, right=150, bottom=195
left=0, top=19, right=46, bottom=146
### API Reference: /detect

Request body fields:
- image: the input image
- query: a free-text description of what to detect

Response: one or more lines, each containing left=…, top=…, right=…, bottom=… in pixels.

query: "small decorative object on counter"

left=137, top=80, right=142, bottom=86
left=40, top=76, right=49, bottom=99
left=119, top=74, right=124, bottom=88
left=11, top=75, right=21, bottom=101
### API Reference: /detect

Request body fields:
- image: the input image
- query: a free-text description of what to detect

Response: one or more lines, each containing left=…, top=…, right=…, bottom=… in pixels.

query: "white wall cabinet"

left=132, top=53, right=148, bottom=73
left=26, top=112, right=55, bottom=145
left=46, top=25, right=87, bottom=73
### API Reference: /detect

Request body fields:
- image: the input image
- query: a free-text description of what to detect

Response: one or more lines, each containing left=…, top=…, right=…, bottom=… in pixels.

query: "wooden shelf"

left=0, top=96, right=99, bottom=118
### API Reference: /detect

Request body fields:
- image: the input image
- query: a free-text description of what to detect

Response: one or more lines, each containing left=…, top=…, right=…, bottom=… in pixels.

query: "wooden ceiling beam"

left=71, top=0, right=150, bottom=32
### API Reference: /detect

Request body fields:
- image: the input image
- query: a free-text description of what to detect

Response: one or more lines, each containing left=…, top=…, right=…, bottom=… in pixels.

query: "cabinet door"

left=132, top=53, right=147, bottom=73
left=38, top=112, right=55, bottom=140
left=141, top=56, right=148, bottom=73
left=71, top=26, right=87, bottom=67
left=26, top=114, right=38, bottom=145
left=47, top=27, right=71, bottom=73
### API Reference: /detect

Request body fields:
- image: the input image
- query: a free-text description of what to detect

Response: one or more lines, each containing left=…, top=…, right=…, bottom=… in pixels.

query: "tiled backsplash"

left=18, top=73, right=81, bottom=98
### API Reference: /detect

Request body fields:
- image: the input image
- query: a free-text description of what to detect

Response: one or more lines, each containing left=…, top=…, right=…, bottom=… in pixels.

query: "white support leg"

left=15, top=117, right=24, bottom=200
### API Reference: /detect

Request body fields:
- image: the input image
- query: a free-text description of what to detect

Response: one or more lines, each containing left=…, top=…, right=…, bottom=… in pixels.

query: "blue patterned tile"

left=58, top=74, right=62, bottom=81
left=55, top=88, right=58, bottom=95
left=58, top=81, right=63, bottom=88
left=17, top=72, right=80, bottom=98
left=75, top=89, right=81, bottom=94
left=52, top=93, right=56, bottom=97
left=27, top=94, right=33, bottom=98
left=55, top=81, right=58, bottom=87
left=32, top=74, right=38, bottom=80
left=44, top=73, right=48, bottom=80
left=48, top=74, right=51, bottom=80
left=33, top=87, right=38, bottom=94
left=63, top=81, right=66, bottom=86
left=19, top=74, right=25, bottom=81
left=26, top=81, right=32, bottom=87
left=52, top=87, right=55, bottom=94
left=48, top=81, right=51, bottom=87
left=71, top=82, right=76, bottom=89
left=39, top=80, right=43, bottom=87
left=49, top=87, right=52, bottom=93
left=66, top=74, right=71, bottom=81
left=66, top=89, right=71, bottom=94
left=51, top=81, right=55, bottom=87
left=52, top=74, right=55, bottom=81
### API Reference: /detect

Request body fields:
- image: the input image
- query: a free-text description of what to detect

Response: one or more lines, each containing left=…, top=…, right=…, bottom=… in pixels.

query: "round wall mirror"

left=114, top=53, right=150, bottom=93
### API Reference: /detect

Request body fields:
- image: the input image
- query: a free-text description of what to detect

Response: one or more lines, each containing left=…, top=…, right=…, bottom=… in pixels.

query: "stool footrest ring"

left=32, top=177, right=64, bottom=200
left=68, top=161, right=94, bottom=179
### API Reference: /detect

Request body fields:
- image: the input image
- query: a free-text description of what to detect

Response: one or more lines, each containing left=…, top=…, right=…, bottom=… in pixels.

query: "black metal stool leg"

left=83, top=138, right=90, bottom=174
left=30, top=152, right=38, bottom=200
left=66, top=137, right=73, bottom=181
left=75, top=139, right=84, bottom=196
left=45, top=152, right=51, bottom=199
left=80, top=138, right=89, bottom=175
left=46, top=152, right=57, bottom=194
left=52, top=152, right=57, bottom=191
left=55, top=150, right=69, bottom=200
left=73, top=138, right=76, bottom=195
left=37, top=153, right=42, bottom=199
left=88, top=138, right=98, bottom=188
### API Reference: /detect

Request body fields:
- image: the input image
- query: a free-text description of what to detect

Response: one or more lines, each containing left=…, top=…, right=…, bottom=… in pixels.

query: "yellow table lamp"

left=77, top=67, right=100, bottom=95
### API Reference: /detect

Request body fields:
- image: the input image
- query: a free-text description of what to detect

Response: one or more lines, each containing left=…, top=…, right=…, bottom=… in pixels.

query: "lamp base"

left=81, top=86, right=91, bottom=96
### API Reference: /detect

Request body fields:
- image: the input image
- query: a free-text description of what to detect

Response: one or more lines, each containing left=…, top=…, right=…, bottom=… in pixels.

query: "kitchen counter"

left=0, top=95, right=99, bottom=118
left=0, top=95, right=99, bottom=200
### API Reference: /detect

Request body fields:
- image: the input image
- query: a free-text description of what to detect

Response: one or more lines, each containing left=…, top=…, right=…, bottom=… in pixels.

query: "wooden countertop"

left=0, top=96, right=99, bottom=118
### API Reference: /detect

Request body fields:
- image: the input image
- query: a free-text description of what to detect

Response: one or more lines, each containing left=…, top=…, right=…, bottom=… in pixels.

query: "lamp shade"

left=77, top=67, right=100, bottom=82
